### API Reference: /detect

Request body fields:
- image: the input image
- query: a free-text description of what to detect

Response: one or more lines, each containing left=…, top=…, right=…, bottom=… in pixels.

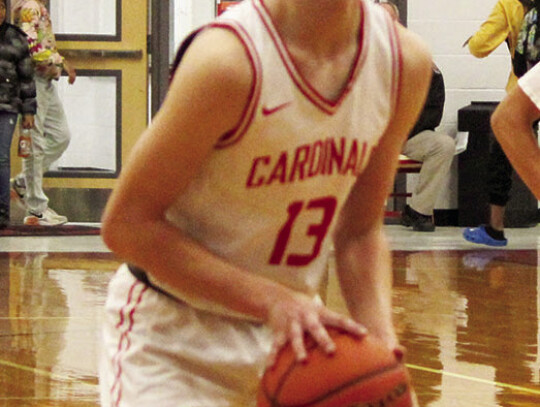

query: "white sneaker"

left=44, top=208, right=68, bottom=224
left=24, top=209, right=68, bottom=226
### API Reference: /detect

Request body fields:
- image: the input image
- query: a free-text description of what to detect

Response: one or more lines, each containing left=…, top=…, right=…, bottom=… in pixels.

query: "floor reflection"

left=1, top=249, right=539, bottom=406
left=393, top=250, right=540, bottom=407
left=0, top=252, right=118, bottom=407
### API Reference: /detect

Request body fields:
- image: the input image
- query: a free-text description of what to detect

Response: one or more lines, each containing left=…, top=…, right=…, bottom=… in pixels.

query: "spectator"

left=10, top=0, right=76, bottom=226
left=463, top=0, right=532, bottom=247
left=98, top=0, right=431, bottom=406
left=401, top=64, right=455, bottom=232
left=0, top=0, right=35, bottom=229
left=380, top=1, right=456, bottom=232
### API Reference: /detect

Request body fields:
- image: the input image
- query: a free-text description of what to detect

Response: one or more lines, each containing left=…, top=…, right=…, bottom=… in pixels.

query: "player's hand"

left=265, top=291, right=367, bottom=366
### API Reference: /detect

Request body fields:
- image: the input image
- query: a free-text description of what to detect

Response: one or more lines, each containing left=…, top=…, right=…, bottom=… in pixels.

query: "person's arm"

left=333, top=24, right=433, bottom=350
left=102, top=27, right=365, bottom=363
left=491, top=77, right=540, bottom=199
left=468, top=2, right=510, bottom=58
left=17, top=2, right=64, bottom=77
left=62, top=58, right=76, bottom=84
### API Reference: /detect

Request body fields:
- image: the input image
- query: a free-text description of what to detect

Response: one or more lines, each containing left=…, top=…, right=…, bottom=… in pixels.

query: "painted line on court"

left=407, top=363, right=540, bottom=395
left=0, top=316, right=96, bottom=320
left=0, top=359, right=97, bottom=388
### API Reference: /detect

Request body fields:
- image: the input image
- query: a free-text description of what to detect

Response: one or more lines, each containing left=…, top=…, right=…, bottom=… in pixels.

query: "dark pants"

left=487, top=138, right=513, bottom=206
left=0, top=112, right=19, bottom=225
left=487, top=123, right=538, bottom=206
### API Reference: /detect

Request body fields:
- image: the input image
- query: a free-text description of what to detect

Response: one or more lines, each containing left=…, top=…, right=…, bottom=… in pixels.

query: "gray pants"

left=401, top=130, right=455, bottom=216
left=16, top=77, right=70, bottom=215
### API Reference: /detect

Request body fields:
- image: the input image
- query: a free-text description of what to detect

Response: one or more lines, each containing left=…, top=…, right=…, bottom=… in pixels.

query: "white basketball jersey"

left=163, top=0, right=401, bottom=316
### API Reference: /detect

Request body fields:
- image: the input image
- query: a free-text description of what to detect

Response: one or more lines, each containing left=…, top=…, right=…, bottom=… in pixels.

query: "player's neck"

left=266, top=0, right=362, bottom=58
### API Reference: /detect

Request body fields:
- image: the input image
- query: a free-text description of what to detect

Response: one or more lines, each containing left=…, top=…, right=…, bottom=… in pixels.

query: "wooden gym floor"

left=0, top=224, right=539, bottom=406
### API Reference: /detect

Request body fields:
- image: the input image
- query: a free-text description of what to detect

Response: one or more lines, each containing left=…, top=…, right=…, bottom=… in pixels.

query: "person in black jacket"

left=400, top=64, right=456, bottom=232
left=0, top=0, right=36, bottom=228
left=380, top=3, right=455, bottom=232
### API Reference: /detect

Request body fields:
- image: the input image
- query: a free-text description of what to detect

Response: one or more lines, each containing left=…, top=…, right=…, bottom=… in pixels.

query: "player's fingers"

left=289, top=321, right=307, bottom=362
left=307, top=321, right=335, bottom=354
left=323, top=313, right=367, bottom=338
left=393, top=345, right=406, bottom=362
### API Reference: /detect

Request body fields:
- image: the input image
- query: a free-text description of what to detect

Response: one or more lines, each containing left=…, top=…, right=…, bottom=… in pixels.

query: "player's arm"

left=102, top=28, right=282, bottom=314
left=333, top=25, right=433, bottom=350
left=491, top=79, right=540, bottom=199
left=101, top=28, right=365, bottom=359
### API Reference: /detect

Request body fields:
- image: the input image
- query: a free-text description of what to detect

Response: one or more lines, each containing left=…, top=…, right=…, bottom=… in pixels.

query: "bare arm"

left=102, top=28, right=365, bottom=362
left=333, top=25, right=433, bottom=350
left=491, top=84, right=540, bottom=199
left=102, top=28, right=279, bottom=320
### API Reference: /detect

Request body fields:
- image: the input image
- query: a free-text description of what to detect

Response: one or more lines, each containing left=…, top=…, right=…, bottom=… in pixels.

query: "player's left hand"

left=265, top=291, right=367, bottom=367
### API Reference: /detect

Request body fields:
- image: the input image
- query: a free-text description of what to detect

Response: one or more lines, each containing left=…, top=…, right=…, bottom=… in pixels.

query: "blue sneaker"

left=463, top=225, right=507, bottom=247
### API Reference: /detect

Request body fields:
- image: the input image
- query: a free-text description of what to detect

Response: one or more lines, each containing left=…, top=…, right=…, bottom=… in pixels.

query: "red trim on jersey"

left=386, top=13, right=402, bottom=117
left=254, top=0, right=367, bottom=115
left=206, top=21, right=262, bottom=149
left=110, top=280, right=148, bottom=407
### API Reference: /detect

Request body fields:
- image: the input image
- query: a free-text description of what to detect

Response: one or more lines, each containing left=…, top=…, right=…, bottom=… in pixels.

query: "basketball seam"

left=272, top=362, right=405, bottom=407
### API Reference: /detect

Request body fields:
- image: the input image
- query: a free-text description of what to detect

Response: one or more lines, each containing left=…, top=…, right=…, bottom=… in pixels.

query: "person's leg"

left=18, top=77, right=50, bottom=216
left=402, top=130, right=456, bottom=215
left=463, top=138, right=511, bottom=246
left=486, top=139, right=512, bottom=232
left=0, top=112, right=18, bottom=227
left=40, top=80, right=70, bottom=172
left=19, top=79, right=69, bottom=225
left=401, top=130, right=455, bottom=231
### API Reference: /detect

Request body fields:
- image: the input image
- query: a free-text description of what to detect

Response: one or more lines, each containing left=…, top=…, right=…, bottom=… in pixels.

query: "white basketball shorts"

left=99, top=264, right=273, bottom=407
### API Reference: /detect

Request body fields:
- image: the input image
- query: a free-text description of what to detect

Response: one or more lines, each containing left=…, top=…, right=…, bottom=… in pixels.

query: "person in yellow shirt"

left=463, top=0, right=533, bottom=247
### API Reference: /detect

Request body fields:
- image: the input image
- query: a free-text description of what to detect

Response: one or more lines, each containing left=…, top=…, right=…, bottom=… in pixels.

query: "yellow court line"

left=0, top=316, right=97, bottom=320
left=407, top=363, right=540, bottom=395
left=0, top=359, right=97, bottom=389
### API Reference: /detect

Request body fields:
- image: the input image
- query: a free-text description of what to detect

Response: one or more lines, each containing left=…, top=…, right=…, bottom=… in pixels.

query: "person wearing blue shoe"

left=463, top=0, right=534, bottom=247
left=463, top=225, right=508, bottom=246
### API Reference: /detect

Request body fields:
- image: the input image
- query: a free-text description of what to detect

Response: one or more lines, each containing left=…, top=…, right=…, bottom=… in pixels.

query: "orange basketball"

left=257, top=327, right=414, bottom=407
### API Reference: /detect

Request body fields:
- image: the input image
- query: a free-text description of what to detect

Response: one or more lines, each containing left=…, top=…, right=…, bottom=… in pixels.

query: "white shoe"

left=24, top=209, right=68, bottom=226
left=44, top=208, right=68, bottom=224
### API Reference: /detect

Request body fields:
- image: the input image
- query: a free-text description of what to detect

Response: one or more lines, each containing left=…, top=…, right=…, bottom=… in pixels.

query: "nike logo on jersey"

left=262, top=102, right=292, bottom=116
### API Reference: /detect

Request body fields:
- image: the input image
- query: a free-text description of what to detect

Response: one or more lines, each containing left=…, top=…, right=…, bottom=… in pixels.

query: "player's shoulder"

left=395, top=25, right=432, bottom=79
left=178, top=26, right=254, bottom=90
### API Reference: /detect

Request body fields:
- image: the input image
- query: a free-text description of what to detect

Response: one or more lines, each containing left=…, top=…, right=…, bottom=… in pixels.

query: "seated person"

left=400, top=65, right=455, bottom=232
left=380, top=2, right=456, bottom=232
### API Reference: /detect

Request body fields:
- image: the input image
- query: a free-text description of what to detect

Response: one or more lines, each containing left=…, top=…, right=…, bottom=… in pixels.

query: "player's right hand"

left=265, top=291, right=367, bottom=367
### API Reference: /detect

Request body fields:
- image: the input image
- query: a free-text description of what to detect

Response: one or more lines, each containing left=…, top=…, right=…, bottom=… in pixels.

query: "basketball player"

left=491, top=61, right=540, bottom=199
left=99, top=0, right=432, bottom=405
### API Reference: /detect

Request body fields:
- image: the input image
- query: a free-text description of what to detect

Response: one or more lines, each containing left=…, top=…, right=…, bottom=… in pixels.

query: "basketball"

left=257, top=327, right=414, bottom=407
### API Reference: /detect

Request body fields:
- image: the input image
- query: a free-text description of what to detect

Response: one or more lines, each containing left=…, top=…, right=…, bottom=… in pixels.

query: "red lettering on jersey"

left=266, top=152, right=288, bottom=185
left=343, top=139, right=359, bottom=175
left=308, top=140, right=324, bottom=177
left=328, top=138, right=345, bottom=175
left=246, top=138, right=370, bottom=188
left=246, top=156, right=270, bottom=188
left=289, top=144, right=310, bottom=182
left=356, top=141, right=368, bottom=174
